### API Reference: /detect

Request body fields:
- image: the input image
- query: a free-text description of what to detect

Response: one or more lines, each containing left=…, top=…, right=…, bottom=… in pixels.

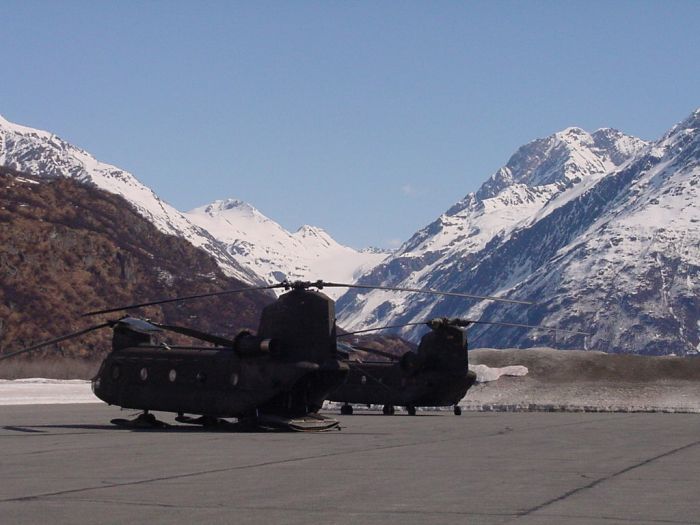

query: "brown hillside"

left=0, top=168, right=274, bottom=360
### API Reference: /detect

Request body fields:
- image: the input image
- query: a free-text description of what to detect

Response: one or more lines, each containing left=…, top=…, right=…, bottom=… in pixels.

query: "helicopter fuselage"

left=92, top=345, right=346, bottom=418
left=330, top=361, right=476, bottom=408
left=92, top=287, right=349, bottom=420
left=328, top=321, right=477, bottom=413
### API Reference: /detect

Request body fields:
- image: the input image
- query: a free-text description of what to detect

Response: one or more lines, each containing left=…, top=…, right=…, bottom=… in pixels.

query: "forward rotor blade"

left=337, top=322, right=426, bottom=337
left=323, top=282, right=535, bottom=306
left=82, top=283, right=285, bottom=317
left=117, top=317, right=163, bottom=334
left=150, top=322, right=236, bottom=347
left=0, top=322, right=112, bottom=362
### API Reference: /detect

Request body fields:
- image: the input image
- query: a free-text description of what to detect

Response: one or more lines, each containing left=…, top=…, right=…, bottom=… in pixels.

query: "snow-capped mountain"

left=337, top=111, right=700, bottom=355
left=0, top=115, right=387, bottom=291
left=185, top=199, right=389, bottom=298
left=0, top=114, right=262, bottom=284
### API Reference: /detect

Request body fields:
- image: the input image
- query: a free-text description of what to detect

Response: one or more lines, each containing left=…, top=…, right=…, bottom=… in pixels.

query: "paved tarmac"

left=1, top=404, right=699, bottom=525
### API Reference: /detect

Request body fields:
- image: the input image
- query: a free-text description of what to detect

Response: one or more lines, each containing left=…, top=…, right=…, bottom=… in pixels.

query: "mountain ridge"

left=336, top=111, right=699, bottom=355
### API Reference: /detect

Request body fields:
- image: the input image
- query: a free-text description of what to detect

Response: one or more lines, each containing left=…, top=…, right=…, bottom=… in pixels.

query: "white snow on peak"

left=554, top=126, right=589, bottom=142
left=292, top=225, right=335, bottom=249
left=295, top=224, right=330, bottom=237
left=208, top=198, right=253, bottom=212
left=0, top=114, right=54, bottom=141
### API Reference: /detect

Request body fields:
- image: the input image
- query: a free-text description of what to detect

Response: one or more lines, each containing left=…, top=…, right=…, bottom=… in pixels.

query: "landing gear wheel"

left=453, top=406, right=462, bottom=416
left=340, top=404, right=353, bottom=415
left=406, top=405, right=416, bottom=416
left=382, top=404, right=395, bottom=415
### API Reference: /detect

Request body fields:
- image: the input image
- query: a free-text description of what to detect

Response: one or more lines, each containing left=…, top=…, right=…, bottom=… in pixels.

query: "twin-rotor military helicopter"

left=1, top=279, right=587, bottom=431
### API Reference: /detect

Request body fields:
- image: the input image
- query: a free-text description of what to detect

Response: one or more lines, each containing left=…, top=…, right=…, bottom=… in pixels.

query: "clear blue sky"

left=2, top=1, right=699, bottom=249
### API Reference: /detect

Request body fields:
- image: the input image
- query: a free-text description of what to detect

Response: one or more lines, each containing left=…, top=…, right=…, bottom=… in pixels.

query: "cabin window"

left=168, top=369, right=177, bottom=382
left=140, top=367, right=148, bottom=381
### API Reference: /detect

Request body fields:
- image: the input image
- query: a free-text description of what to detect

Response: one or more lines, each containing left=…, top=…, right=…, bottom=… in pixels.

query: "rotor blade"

left=150, top=322, right=236, bottom=347
left=337, top=321, right=427, bottom=337
left=0, top=322, right=112, bottom=362
left=82, top=283, right=285, bottom=317
left=455, top=318, right=590, bottom=336
left=338, top=317, right=590, bottom=337
left=348, top=345, right=402, bottom=361
left=117, top=317, right=163, bottom=334
left=322, top=282, right=536, bottom=306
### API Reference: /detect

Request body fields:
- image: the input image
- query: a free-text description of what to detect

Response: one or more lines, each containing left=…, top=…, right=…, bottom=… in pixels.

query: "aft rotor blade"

left=349, top=345, right=402, bottom=361
left=456, top=318, right=590, bottom=336
left=82, top=283, right=285, bottom=317
left=338, top=317, right=590, bottom=337
left=0, top=322, right=111, bottom=362
left=323, top=282, right=535, bottom=306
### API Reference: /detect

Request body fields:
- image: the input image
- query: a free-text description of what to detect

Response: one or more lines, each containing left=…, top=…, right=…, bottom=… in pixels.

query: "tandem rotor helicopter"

left=331, top=316, right=587, bottom=416
left=0, top=280, right=586, bottom=431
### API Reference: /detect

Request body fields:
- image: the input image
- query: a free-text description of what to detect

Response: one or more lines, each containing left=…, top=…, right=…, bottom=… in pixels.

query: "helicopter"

left=328, top=317, right=589, bottom=416
left=0, top=280, right=534, bottom=431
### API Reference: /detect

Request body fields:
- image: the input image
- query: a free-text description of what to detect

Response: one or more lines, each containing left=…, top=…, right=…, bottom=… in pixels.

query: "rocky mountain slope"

left=0, top=167, right=273, bottom=359
left=337, top=111, right=699, bottom=355
left=185, top=199, right=388, bottom=298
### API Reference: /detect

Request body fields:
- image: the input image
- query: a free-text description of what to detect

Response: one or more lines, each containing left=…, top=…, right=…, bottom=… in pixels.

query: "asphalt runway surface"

left=1, top=404, right=699, bottom=524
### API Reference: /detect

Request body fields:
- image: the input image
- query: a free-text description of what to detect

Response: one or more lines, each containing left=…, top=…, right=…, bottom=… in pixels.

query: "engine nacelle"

left=234, top=331, right=279, bottom=356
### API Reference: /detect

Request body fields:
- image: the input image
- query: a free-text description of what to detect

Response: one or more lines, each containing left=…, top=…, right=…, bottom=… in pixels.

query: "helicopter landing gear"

left=175, top=414, right=229, bottom=427
left=340, top=403, right=353, bottom=415
left=111, top=410, right=169, bottom=429
left=255, top=413, right=341, bottom=432
left=406, top=405, right=416, bottom=416
left=382, top=404, right=395, bottom=415
left=453, top=405, right=462, bottom=416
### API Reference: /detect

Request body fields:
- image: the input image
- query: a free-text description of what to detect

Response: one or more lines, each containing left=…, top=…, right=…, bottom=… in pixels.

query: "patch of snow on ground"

left=0, top=379, right=99, bottom=405
left=469, top=364, right=529, bottom=383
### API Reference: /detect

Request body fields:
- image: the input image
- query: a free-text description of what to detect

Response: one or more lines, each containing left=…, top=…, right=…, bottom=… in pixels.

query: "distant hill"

left=0, top=168, right=273, bottom=359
